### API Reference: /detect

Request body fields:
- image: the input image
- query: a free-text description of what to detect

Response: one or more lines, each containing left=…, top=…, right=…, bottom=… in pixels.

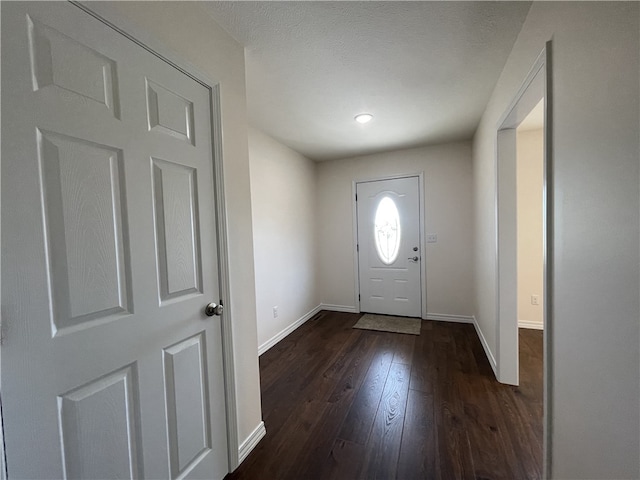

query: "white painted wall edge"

left=237, top=421, right=266, bottom=465
left=258, top=305, right=322, bottom=356
left=320, top=304, right=358, bottom=313
left=473, top=315, right=498, bottom=376
left=519, top=320, right=544, bottom=330
left=426, top=313, right=474, bottom=323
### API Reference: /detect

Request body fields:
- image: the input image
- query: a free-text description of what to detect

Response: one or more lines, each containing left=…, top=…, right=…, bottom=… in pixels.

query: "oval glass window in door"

left=374, top=196, right=401, bottom=264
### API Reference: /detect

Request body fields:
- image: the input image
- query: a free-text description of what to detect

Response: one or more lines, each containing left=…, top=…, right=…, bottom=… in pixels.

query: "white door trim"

left=494, top=43, right=553, bottom=478
left=352, top=173, right=427, bottom=319
left=69, top=2, right=240, bottom=470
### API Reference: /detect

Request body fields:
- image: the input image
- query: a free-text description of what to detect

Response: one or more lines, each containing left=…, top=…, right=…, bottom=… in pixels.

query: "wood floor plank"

left=434, top=376, right=476, bottom=480
left=396, top=389, right=436, bottom=479
left=327, top=331, right=380, bottom=404
left=432, top=332, right=476, bottom=480
left=260, top=315, right=355, bottom=428
left=409, top=320, right=435, bottom=393
left=285, top=332, right=381, bottom=479
left=459, top=374, right=511, bottom=480
left=321, top=438, right=365, bottom=480
left=487, top=329, right=544, bottom=480
left=259, top=311, right=330, bottom=387
left=391, top=333, right=416, bottom=365
left=226, top=399, right=329, bottom=479
left=360, top=362, right=411, bottom=479
left=337, top=332, right=395, bottom=445
left=226, top=312, right=543, bottom=480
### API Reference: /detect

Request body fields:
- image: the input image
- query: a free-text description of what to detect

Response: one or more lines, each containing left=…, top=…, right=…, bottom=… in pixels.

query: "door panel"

left=58, top=365, right=142, bottom=480
left=163, top=333, right=211, bottom=478
left=28, top=15, right=120, bottom=118
left=1, top=3, right=228, bottom=478
left=145, top=79, right=195, bottom=145
left=38, top=130, right=132, bottom=333
left=151, top=158, right=203, bottom=302
left=357, top=177, right=422, bottom=317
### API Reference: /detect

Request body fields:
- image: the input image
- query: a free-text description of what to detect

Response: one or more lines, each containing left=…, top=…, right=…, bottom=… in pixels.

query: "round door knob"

left=205, top=302, right=223, bottom=317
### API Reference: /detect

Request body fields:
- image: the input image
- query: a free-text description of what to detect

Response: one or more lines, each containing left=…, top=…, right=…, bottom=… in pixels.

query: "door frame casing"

left=352, top=173, right=427, bottom=319
left=64, top=1, right=241, bottom=471
left=494, top=43, right=553, bottom=477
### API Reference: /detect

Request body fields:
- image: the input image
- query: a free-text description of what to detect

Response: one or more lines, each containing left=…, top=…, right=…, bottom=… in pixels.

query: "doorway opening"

left=495, top=44, right=552, bottom=475
left=516, top=101, right=545, bottom=333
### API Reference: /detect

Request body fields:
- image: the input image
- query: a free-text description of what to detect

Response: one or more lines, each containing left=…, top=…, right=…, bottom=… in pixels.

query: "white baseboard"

left=472, top=315, right=498, bottom=376
left=258, top=305, right=322, bottom=356
left=320, top=303, right=358, bottom=313
left=426, top=313, right=474, bottom=323
left=519, top=320, right=544, bottom=330
left=237, top=421, right=266, bottom=465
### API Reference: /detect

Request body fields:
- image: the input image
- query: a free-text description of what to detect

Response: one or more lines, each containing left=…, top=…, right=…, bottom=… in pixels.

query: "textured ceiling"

left=204, top=1, right=532, bottom=161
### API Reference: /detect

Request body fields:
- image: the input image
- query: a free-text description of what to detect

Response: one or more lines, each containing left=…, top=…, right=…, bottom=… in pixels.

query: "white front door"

left=357, top=177, right=422, bottom=317
left=1, top=3, right=228, bottom=478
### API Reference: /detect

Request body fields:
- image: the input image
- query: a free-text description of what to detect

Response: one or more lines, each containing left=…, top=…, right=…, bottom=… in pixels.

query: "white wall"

left=473, top=2, right=639, bottom=478
left=317, top=142, right=474, bottom=318
left=248, top=128, right=319, bottom=353
left=516, top=128, right=544, bottom=328
left=87, top=0, right=263, bottom=459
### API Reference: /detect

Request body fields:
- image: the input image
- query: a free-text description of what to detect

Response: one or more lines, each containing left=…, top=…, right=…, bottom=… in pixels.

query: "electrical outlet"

left=427, top=234, right=438, bottom=243
left=273, top=306, right=278, bottom=318
left=531, top=295, right=539, bottom=306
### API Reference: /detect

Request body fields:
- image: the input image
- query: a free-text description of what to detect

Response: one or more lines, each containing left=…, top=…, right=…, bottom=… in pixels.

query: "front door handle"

left=408, top=256, right=419, bottom=262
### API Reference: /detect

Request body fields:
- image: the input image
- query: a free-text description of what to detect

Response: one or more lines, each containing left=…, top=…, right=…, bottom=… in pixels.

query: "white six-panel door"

left=1, top=2, right=228, bottom=478
left=357, top=177, right=422, bottom=317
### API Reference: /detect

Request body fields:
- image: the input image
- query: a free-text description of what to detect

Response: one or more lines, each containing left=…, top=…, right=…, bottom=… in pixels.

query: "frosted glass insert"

left=374, top=196, right=401, bottom=264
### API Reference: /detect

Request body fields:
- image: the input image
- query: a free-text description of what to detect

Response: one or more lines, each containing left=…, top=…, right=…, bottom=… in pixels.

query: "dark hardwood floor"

left=226, top=311, right=543, bottom=480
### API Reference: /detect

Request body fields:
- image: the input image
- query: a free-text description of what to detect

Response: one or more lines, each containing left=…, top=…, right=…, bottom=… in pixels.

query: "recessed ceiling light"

left=355, top=113, right=373, bottom=124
